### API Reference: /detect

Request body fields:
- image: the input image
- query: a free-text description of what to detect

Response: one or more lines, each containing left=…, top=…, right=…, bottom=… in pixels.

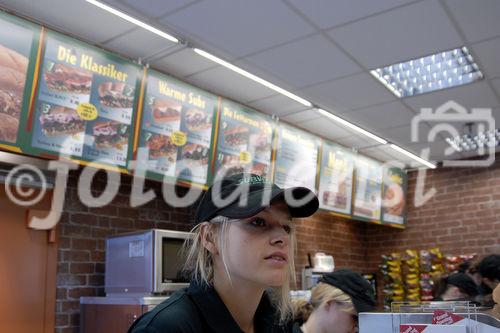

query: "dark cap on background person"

left=477, top=254, right=500, bottom=281
left=446, top=273, right=479, bottom=297
left=195, top=173, right=319, bottom=223
left=319, top=269, right=376, bottom=313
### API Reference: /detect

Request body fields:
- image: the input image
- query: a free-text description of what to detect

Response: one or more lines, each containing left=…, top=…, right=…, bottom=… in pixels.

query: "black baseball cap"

left=195, top=173, right=319, bottom=224
left=447, top=273, right=479, bottom=297
left=476, top=254, right=500, bottom=280
left=319, top=269, right=376, bottom=314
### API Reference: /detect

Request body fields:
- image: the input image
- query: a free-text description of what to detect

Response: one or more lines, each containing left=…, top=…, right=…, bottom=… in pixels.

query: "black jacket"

left=127, top=281, right=292, bottom=333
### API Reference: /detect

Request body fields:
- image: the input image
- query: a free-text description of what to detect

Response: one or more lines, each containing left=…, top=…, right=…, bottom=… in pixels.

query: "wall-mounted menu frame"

left=27, top=30, right=142, bottom=171
left=0, top=11, right=40, bottom=151
left=135, top=69, right=218, bottom=187
left=352, top=155, right=383, bottom=222
left=274, top=122, right=321, bottom=192
left=317, top=140, right=355, bottom=215
left=382, top=166, right=408, bottom=227
left=213, top=99, right=275, bottom=181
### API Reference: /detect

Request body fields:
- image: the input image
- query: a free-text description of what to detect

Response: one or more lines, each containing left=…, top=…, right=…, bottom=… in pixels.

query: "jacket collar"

left=187, top=281, right=280, bottom=333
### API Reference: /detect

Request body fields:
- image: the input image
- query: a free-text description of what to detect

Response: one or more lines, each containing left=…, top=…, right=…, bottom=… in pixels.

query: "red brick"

left=70, top=263, right=94, bottom=274
left=71, top=238, right=96, bottom=251
left=68, top=287, right=95, bottom=298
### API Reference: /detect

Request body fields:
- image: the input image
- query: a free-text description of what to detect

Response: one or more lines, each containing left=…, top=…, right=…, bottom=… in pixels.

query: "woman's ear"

left=323, top=300, right=333, bottom=312
left=200, top=222, right=219, bottom=255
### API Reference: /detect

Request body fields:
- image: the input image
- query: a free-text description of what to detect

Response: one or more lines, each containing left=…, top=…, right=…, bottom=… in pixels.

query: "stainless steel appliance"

left=105, top=229, right=193, bottom=296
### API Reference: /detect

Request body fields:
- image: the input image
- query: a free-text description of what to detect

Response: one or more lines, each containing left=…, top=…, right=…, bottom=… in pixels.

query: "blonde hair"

left=292, top=283, right=356, bottom=323
left=182, top=215, right=297, bottom=323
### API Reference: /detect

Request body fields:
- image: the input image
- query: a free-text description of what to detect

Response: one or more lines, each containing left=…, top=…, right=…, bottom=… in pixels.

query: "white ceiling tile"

left=243, top=34, right=361, bottom=89
left=103, top=28, right=178, bottom=60
left=298, top=117, right=354, bottom=140
left=0, top=0, right=135, bottom=44
left=343, top=101, right=416, bottom=130
left=300, top=73, right=396, bottom=111
left=185, top=66, right=276, bottom=103
left=490, top=106, right=500, bottom=123
left=117, top=0, right=198, bottom=18
left=444, top=0, right=500, bottom=43
left=404, top=139, right=462, bottom=162
left=280, top=109, right=322, bottom=123
left=288, top=0, right=416, bottom=30
left=328, top=0, right=463, bottom=69
left=405, top=80, right=499, bottom=112
left=334, top=135, right=376, bottom=149
left=161, top=0, right=315, bottom=58
left=471, top=37, right=500, bottom=79
left=150, top=48, right=216, bottom=78
left=377, top=123, right=432, bottom=145
left=247, top=95, right=309, bottom=117
left=490, top=79, right=500, bottom=106
left=357, top=146, right=393, bottom=163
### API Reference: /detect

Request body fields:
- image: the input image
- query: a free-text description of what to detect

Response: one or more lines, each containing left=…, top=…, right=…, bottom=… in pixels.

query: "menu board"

left=318, top=141, right=354, bottom=214
left=353, top=156, right=383, bottom=221
left=213, top=100, right=274, bottom=180
left=382, top=167, right=408, bottom=225
left=137, top=70, right=217, bottom=185
left=274, top=123, right=320, bottom=191
left=30, top=31, right=141, bottom=167
left=0, top=12, right=39, bottom=146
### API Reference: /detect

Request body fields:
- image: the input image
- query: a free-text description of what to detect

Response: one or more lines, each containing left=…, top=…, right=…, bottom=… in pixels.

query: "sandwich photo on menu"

left=44, top=62, right=92, bottom=94
left=384, top=183, right=405, bottom=216
left=98, top=81, right=134, bottom=109
left=0, top=43, right=28, bottom=142
left=181, top=143, right=209, bottom=166
left=151, top=98, right=181, bottom=124
left=146, top=133, right=177, bottom=162
left=250, top=131, right=271, bottom=160
left=219, top=153, right=245, bottom=177
left=39, top=105, right=85, bottom=136
left=92, top=120, right=128, bottom=149
left=250, top=162, right=268, bottom=178
left=185, top=108, right=211, bottom=132
left=223, top=125, right=249, bottom=147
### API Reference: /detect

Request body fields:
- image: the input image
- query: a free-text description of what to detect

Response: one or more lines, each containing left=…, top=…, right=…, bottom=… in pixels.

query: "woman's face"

left=219, top=200, right=293, bottom=288
left=324, top=302, right=358, bottom=333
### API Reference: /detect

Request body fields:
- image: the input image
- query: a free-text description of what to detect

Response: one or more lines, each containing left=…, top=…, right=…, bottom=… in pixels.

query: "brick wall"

left=55, top=170, right=197, bottom=333
left=363, top=160, right=500, bottom=273
left=54, top=159, right=500, bottom=332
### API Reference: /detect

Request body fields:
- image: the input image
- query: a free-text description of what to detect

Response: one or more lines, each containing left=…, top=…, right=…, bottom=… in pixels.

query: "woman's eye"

left=250, top=218, right=266, bottom=227
left=283, top=225, right=292, bottom=234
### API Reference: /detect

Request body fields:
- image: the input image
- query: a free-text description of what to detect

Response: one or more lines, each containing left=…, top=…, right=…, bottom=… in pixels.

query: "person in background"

left=476, top=254, right=500, bottom=307
left=433, top=273, right=479, bottom=303
left=127, top=173, right=319, bottom=333
left=292, top=269, right=376, bottom=333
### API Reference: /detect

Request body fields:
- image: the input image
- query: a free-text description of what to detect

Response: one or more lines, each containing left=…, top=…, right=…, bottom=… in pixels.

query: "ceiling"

left=1, top=0, right=500, bottom=167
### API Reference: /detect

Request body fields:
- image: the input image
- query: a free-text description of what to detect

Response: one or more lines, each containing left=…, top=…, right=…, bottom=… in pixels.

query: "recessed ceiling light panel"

left=371, top=47, right=483, bottom=97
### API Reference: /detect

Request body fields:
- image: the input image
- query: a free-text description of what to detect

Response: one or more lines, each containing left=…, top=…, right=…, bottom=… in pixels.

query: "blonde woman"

left=292, top=269, right=376, bottom=333
left=128, top=173, right=319, bottom=333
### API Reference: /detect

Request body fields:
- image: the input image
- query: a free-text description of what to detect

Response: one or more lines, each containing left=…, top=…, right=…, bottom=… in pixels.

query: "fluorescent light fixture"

left=316, top=108, right=388, bottom=144
left=371, top=46, right=483, bottom=97
left=86, top=0, right=178, bottom=43
left=193, top=48, right=312, bottom=107
left=389, top=144, right=436, bottom=169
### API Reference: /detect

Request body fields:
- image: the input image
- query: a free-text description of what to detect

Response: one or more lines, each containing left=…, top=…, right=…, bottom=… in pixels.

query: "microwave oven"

left=105, top=229, right=193, bottom=296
